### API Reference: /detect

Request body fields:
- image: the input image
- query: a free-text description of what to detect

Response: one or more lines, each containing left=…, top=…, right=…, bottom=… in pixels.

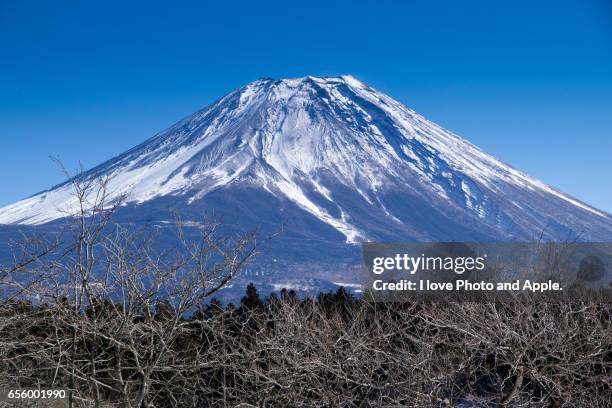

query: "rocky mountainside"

left=1, top=75, right=610, bottom=289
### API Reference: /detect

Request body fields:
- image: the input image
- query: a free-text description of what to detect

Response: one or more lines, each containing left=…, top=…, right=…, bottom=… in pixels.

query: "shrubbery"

left=0, top=286, right=610, bottom=407
left=0, top=172, right=609, bottom=407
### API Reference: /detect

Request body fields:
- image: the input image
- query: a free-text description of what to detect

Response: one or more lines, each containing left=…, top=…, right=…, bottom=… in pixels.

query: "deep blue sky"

left=1, top=0, right=611, bottom=211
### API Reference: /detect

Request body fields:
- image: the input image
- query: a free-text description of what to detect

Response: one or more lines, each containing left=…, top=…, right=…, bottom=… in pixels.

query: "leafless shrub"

left=194, top=296, right=607, bottom=407
left=0, top=168, right=257, bottom=407
left=0, top=169, right=609, bottom=407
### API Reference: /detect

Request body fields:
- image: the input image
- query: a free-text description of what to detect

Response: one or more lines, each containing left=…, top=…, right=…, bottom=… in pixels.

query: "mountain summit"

left=1, top=75, right=611, bottom=247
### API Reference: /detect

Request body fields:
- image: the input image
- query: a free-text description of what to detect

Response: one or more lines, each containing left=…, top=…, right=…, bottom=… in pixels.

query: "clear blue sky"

left=1, top=0, right=611, bottom=211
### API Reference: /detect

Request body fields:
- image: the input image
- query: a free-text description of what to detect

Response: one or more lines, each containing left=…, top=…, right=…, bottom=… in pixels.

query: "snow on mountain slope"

left=0, top=75, right=610, bottom=243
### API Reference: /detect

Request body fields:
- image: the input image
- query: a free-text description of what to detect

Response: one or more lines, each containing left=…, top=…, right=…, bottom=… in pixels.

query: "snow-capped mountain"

left=1, top=75, right=611, bottom=250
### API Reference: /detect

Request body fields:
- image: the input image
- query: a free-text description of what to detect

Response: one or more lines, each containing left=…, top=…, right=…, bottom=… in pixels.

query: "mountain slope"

left=0, top=75, right=610, bottom=247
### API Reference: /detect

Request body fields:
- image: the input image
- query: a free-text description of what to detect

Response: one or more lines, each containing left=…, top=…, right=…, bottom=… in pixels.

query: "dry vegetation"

left=0, top=174, right=610, bottom=407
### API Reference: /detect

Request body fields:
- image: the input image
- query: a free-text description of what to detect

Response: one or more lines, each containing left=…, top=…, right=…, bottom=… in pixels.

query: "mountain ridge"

left=0, top=75, right=610, bottom=246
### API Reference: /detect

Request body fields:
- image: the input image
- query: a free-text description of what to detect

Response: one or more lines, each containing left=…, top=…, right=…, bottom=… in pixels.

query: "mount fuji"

left=1, top=75, right=611, bottom=289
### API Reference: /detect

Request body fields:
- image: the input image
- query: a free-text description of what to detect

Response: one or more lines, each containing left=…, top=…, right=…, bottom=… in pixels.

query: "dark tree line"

left=0, top=285, right=610, bottom=407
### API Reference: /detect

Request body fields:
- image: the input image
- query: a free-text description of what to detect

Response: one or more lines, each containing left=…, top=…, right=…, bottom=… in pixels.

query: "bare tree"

left=0, top=167, right=609, bottom=407
left=0, top=167, right=257, bottom=407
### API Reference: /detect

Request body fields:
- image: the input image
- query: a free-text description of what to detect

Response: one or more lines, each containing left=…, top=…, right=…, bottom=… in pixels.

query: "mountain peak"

left=244, top=74, right=366, bottom=94
left=0, top=76, right=610, bottom=244
left=256, top=74, right=360, bottom=83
